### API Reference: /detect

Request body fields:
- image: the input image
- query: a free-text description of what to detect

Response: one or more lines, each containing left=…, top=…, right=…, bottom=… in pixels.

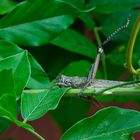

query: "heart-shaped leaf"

left=61, top=107, right=140, bottom=140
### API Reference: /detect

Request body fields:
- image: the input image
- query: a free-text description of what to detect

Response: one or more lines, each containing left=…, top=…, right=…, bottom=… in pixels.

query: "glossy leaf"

left=21, top=86, right=68, bottom=121
left=61, top=107, right=140, bottom=140
left=0, top=51, right=30, bottom=96
left=0, top=0, right=94, bottom=46
left=51, top=29, right=97, bottom=59
left=88, top=0, right=140, bottom=13
left=0, top=0, right=18, bottom=15
left=0, top=40, right=49, bottom=89
left=0, top=0, right=93, bottom=27
left=0, top=16, right=74, bottom=46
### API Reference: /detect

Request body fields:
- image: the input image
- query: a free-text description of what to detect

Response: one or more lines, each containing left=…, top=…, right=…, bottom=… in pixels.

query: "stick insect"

left=58, top=14, right=131, bottom=89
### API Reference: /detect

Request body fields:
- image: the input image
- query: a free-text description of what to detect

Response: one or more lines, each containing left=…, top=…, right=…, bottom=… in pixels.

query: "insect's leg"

left=88, top=48, right=103, bottom=82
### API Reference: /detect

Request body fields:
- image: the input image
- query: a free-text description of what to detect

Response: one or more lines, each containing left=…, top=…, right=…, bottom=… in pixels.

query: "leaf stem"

left=23, top=126, right=45, bottom=140
left=126, top=13, right=140, bottom=75
left=94, top=27, right=107, bottom=79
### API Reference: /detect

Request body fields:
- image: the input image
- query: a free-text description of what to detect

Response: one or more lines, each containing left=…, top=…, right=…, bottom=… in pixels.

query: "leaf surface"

left=21, top=86, right=68, bottom=121
left=0, top=51, right=30, bottom=96
left=0, top=40, right=49, bottom=89
left=0, top=0, right=94, bottom=46
left=61, top=107, right=140, bottom=140
left=0, top=0, right=18, bottom=15
left=88, top=0, right=140, bottom=13
left=51, top=29, right=97, bottom=59
left=0, top=95, right=17, bottom=121
left=0, top=69, right=15, bottom=97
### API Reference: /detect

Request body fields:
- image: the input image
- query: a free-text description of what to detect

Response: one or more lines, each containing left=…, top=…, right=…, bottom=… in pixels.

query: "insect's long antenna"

left=101, top=14, right=131, bottom=48
left=87, top=14, right=131, bottom=82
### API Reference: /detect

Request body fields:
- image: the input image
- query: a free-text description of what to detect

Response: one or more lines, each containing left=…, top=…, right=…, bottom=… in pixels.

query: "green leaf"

left=61, top=60, right=91, bottom=76
left=88, top=0, right=140, bottom=13
left=56, top=0, right=95, bottom=12
left=51, top=29, right=97, bottom=59
left=95, top=95, right=140, bottom=103
left=0, top=0, right=94, bottom=46
left=0, top=51, right=31, bottom=96
left=0, top=94, right=34, bottom=136
left=0, top=40, right=50, bottom=88
left=0, top=40, right=22, bottom=60
left=61, top=107, right=140, bottom=140
left=0, top=16, right=74, bottom=46
left=61, top=60, right=103, bottom=78
left=50, top=97, right=90, bottom=131
left=0, top=0, right=18, bottom=15
left=0, top=95, right=17, bottom=121
left=0, top=69, right=15, bottom=97
left=21, top=86, right=68, bottom=121
left=79, top=13, right=95, bottom=29
left=27, top=54, right=50, bottom=89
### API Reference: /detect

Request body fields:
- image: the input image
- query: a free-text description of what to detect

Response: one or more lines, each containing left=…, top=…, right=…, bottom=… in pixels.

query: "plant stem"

left=66, top=87, right=140, bottom=96
left=65, top=80, right=140, bottom=96
left=126, top=13, right=140, bottom=75
left=94, top=27, right=107, bottom=79
left=24, top=127, right=45, bottom=140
